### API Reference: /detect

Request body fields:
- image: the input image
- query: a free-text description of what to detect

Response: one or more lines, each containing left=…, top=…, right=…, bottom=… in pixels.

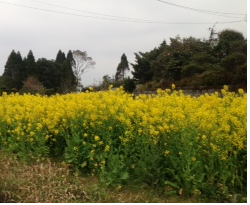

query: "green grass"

left=0, top=151, right=245, bottom=203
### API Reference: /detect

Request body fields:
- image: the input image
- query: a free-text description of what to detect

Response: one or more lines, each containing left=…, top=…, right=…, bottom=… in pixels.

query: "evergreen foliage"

left=2, top=50, right=25, bottom=91
left=0, top=49, right=79, bottom=95
left=24, top=50, right=38, bottom=78
left=131, top=29, right=246, bottom=87
left=115, top=53, right=130, bottom=81
left=55, top=50, right=66, bottom=64
left=0, top=28, right=246, bottom=94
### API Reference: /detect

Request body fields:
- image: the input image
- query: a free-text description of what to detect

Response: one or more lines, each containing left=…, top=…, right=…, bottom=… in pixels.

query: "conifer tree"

left=24, top=50, right=37, bottom=78
left=115, top=53, right=129, bottom=81
left=56, top=50, right=66, bottom=64
left=60, top=50, right=77, bottom=93
left=2, top=50, right=25, bottom=90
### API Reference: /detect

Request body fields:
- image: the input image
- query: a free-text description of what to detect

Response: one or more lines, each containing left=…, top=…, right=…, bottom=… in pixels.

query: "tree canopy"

left=115, top=53, right=130, bottom=81
left=0, top=49, right=78, bottom=94
left=131, top=29, right=247, bottom=87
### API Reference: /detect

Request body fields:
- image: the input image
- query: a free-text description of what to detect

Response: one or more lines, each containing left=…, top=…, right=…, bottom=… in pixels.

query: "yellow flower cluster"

left=0, top=87, right=246, bottom=164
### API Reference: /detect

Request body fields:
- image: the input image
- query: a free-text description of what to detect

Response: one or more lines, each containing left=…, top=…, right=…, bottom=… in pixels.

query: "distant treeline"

left=0, top=50, right=77, bottom=95
left=131, top=29, right=247, bottom=89
left=0, top=28, right=247, bottom=95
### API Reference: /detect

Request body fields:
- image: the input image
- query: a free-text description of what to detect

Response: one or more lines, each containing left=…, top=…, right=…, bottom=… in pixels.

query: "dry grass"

left=0, top=151, right=206, bottom=203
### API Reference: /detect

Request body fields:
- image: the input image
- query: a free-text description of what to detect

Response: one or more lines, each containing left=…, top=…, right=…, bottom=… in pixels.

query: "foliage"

left=0, top=50, right=77, bottom=95
left=123, top=77, right=136, bottom=93
left=131, top=48, right=160, bottom=84
left=1, top=50, right=25, bottom=91
left=131, top=29, right=246, bottom=87
left=55, top=50, right=66, bottom=64
left=23, top=50, right=38, bottom=78
left=0, top=87, right=246, bottom=198
left=115, top=54, right=130, bottom=81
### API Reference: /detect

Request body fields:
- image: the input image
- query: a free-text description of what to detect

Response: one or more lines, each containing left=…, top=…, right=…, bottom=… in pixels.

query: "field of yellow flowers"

left=0, top=86, right=247, bottom=197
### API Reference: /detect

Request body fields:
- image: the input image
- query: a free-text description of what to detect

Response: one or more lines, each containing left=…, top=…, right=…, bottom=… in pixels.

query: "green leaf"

left=164, top=180, right=179, bottom=189
left=165, top=168, right=175, bottom=175
left=121, top=172, right=129, bottom=180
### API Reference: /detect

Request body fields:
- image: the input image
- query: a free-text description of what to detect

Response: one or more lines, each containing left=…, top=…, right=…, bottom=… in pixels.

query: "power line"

left=26, top=0, right=157, bottom=22
left=28, top=0, right=245, bottom=22
left=155, top=0, right=246, bottom=19
left=0, top=1, right=246, bottom=25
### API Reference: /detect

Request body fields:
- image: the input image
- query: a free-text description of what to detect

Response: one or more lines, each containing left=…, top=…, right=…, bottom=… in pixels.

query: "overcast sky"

left=0, top=0, right=247, bottom=86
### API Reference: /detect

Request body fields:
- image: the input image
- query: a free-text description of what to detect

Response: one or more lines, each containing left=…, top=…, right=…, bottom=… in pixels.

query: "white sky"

left=0, top=0, right=247, bottom=87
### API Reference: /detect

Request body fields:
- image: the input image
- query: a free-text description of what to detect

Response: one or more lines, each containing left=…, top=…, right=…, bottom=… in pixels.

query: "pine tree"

left=24, top=50, right=37, bottom=78
left=59, top=50, right=77, bottom=93
left=56, top=50, right=66, bottom=64
left=115, top=53, right=129, bottom=81
left=2, top=50, right=25, bottom=90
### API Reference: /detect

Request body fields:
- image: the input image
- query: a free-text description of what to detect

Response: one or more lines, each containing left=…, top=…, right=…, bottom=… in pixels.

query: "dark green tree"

left=56, top=50, right=66, bottom=64
left=215, top=29, right=245, bottom=58
left=215, top=29, right=247, bottom=84
left=59, top=50, right=77, bottom=93
left=2, top=50, right=25, bottom=91
left=181, top=53, right=221, bottom=78
left=67, top=50, right=74, bottom=62
left=23, top=50, right=37, bottom=78
left=131, top=48, right=160, bottom=84
left=123, top=77, right=136, bottom=93
left=132, top=29, right=246, bottom=87
left=115, top=53, right=130, bottom=81
left=37, top=58, right=61, bottom=94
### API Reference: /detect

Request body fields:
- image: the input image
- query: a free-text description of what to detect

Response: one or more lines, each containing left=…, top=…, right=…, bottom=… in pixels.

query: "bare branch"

left=71, top=50, right=95, bottom=87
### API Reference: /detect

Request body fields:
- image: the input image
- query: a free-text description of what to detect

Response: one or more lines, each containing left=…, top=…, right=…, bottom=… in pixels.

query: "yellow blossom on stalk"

left=45, top=135, right=50, bottom=140
left=202, top=135, right=207, bottom=140
left=223, top=85, right=229, bottom=91
left=165, top=150, right=170, bottom=156
left=37, top=123, right=43, bottom=129
left=94, top=135, right=100, bottom=141
left=238, top=88, right=244, bottom=95
left=54, top=130, right=59, bottom=135
left=30, top=131, right=35, bottom=137
left=105, top=145, right=110, bottom=152
left=172, top=84, right=175, bottom=90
